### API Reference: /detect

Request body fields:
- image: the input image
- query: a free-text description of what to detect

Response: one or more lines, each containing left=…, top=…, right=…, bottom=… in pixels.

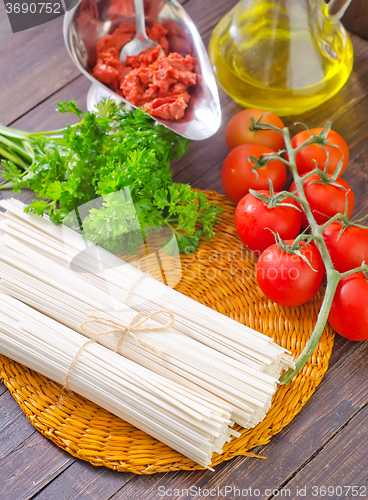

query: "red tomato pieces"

left=291, top=128, right=349, bottom=176
left=222, top=144, right=287, bottom=204
left=235, top=191, right=301, bottom=254
left=290, top=175, right=355, bottom=228
left=256, top=241, right=324, bottom=307
left=328, top=273, right=368, bottom=341
left=93, top=22, right=196, bottom=121
left=323, top=223, right=368, bottom=273
left=225, top=109, right=285, bottom=151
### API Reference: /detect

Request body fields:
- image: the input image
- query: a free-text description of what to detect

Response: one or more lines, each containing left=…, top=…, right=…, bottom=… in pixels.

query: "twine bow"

left=62, top=272, right=161, bottom=397
left=80, top=310, right=175, bottom=355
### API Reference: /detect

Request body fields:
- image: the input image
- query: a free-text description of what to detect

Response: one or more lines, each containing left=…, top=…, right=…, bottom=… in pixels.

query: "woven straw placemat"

left=0, top=190, right=334, bottom=474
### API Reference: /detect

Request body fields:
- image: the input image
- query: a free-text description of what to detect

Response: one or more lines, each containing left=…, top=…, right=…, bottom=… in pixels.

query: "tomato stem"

left=319, top=213, right=345, bottom=230
left=276, top=126, right=368, bottom=384
left=300, top=169, right=321, bottom=181
left=279, top=271, right=340, bottom=384
left=244, top=120, right=367, bottom=383
left=280, top=191, right=309, bottom=210
left=339, top=264, right=368, bottom=278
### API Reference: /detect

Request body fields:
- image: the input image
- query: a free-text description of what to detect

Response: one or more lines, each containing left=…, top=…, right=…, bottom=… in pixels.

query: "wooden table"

left=1, top=2, right=368, bottom=499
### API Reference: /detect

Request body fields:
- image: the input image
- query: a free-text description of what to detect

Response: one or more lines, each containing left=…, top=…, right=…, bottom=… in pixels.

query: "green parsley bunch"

left=0, top=100, right=222, bottom=254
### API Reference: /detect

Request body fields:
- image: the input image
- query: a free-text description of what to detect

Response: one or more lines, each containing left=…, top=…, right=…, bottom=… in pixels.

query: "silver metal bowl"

left=63, top=0, right=221, bottom=140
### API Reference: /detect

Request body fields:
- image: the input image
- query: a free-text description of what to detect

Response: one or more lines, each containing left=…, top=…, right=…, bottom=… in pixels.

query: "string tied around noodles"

left=80, top=310, right=175, bottom=355
left=124, top=271, right=150, bottom=305
left=60, top=273, right=161, bottom=403
left=63, top=339, right=95, bottom=394
left=60, top=309, right=173, bottom=404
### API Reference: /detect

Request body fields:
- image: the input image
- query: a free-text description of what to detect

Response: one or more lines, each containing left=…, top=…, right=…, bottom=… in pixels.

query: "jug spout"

left=328, top=0, right=353, bottom=19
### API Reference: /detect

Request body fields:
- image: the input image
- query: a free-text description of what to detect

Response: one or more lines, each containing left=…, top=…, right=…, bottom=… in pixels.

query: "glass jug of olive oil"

left=209, top=0, right=354, bottom=115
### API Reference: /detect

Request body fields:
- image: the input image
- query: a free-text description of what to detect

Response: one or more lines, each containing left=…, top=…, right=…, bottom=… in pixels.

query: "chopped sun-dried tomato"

left=92, top=22, right=196, bottom=121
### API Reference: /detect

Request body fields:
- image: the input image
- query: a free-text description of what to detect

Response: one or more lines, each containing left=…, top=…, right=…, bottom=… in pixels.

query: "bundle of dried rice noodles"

left=0, top=199, right=295, bottom=429
left=0, top=293, right=238, bottom=469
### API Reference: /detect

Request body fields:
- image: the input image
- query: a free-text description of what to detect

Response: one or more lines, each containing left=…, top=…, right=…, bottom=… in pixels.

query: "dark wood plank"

left=184, top=0, right=237, bottom=38
left=328, top=334, right=365, bottom=369
left=0, top=381, right=7, bottom=396
left=0, top=391, right=37, bottom=461
left=282, top=404, right=368, bottom=500
left=108, top=469, right=215, bottom=500
left=0, top=431, right=73, bottom=500
left=33, top=461, right=133, bottom=500
left=0, top=387, right=75, bottom=498
left=341, top=144, right=368, bottom=219
left=343, top=0, right=368, bottom=40
left=11, top=76, right=89, bottom=132
left=0, top=4, right=80, bottom=127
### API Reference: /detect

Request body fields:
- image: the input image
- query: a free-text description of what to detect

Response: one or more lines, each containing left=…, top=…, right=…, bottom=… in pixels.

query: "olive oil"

left=209, top=0, right=354, bottom=116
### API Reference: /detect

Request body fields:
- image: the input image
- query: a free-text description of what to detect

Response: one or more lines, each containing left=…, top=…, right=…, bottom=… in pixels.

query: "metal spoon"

left=120, top=0, right=164, bottom=61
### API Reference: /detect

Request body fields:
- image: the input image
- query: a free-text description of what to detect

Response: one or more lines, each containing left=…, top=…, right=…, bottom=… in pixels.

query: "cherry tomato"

left=235, top=191, right=301, bottom=254
left=256, top=240, right=324, bottom=307
left=323, top=223, right=368, bottom=273
left=290, top=128, right=349, bottom=176
left=226, top=109, right=285, bottom=151
left=328, top=273, right=368, bottom=341
left=290, top=175, right=355, bottom=228
left=222, top=144, right=287, bottom=204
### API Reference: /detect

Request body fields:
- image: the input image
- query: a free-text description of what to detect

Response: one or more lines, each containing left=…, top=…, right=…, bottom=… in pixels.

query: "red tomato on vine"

left=256, top=240, right=324, bottom=307
left=225, top=109, right=285, bottom=151
left=328, top=273, right=368, bottom=341
left=222, top=144, right=287, bottom=204
left=290, top=175, right=355, bottom=228
left=235, top=191, right=301, bottom=254
left=290, top=128, right=349, bottom=176
left=323, top=223, right=368, bottom=273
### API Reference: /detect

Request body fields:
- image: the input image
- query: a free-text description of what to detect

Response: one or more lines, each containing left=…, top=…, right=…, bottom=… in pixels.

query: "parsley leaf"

left=0, top=100, right=222, bottom=255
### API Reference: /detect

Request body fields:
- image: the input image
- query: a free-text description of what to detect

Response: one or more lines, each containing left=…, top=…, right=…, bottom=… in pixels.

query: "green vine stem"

left=251, top=118, right=368, bottom=384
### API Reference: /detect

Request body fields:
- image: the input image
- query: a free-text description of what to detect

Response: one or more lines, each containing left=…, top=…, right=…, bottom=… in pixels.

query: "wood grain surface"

left=0, top=2, right=368, bottom=499
left=343, top=0, right=368, bottom=40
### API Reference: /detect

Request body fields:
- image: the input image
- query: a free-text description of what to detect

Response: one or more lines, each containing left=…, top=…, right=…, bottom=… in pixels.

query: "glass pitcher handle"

left=328, top=0, right=353, bottom=18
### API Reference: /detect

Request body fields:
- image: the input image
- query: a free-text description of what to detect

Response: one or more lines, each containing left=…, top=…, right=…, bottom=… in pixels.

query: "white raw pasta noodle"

left=0, top=199, right=295, bottom=428
left=0, top=255, right=275, bottom=428
left=0, top=293, right=238, bottom=469
left=0, top=199, right=294, bottom=372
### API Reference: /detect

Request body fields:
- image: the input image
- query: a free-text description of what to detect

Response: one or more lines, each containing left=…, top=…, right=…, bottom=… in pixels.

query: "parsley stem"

left=0, top=145, right=29, bottom=169
left=0, top=135, right=32, bottom=161
left=0, top=182, right=13, bottom=190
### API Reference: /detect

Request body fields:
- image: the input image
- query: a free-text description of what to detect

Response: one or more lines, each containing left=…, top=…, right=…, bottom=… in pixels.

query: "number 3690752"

left=5, top=3, right=62, bottom=14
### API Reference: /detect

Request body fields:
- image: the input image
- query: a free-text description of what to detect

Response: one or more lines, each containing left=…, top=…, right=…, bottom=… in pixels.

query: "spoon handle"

left=134, top=0, right=149, bottom=39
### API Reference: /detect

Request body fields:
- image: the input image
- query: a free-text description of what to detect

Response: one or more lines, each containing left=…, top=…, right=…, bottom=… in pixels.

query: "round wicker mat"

left=0, top=190, right=335, bottom=474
